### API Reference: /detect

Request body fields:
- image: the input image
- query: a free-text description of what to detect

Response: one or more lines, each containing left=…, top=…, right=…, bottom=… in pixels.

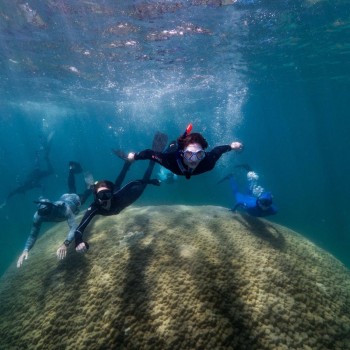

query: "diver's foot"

left=69, top=161, right=83, bottom=174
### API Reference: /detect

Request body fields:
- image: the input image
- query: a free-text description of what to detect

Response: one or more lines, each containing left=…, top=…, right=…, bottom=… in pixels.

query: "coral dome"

left=0, top=205, right=349, bottom=349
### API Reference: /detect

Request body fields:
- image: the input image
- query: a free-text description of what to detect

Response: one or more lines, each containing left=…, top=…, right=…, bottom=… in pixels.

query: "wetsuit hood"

left=34, top=199, right=55, bottom=216
left=257, top=192, right=273, bottom=208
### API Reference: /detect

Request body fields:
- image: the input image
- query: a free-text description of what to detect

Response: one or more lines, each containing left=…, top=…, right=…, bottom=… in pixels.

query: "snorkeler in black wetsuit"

left=1, top=133, right=54, bottom=208
left=116, top=124, right=244, bottom=180
left=74, top=132, right=168, bottom=253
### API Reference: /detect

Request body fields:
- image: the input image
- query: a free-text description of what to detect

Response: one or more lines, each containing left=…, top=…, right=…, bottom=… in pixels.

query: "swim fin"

left=152, top=131, right=168, bottom=152
left=84, top=171, right=95, bottom=188
left=146, top=179, right=161, bottom=186
left=217, top=173, right=234, bottom=184
left=69, top=161, right=83, bottom=174
left=234, top=163, right=252, bottom=172
left=112, top=149, right=128, bottom=161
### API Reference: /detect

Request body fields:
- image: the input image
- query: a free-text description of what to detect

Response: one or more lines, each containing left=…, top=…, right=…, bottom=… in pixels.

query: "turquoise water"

left=0, top=0, right=349, bottom=276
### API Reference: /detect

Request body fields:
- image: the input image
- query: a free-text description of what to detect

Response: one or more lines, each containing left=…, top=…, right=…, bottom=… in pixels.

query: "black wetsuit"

left=6, top=157, right=54, bottom=200
left=134, top=145, right=232, bottom=179
left=67, top=167, right=92, bottom=205
left=74, top=161, right=157, bottom=248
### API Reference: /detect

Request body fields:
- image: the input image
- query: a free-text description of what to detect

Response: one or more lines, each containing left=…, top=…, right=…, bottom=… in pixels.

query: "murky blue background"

left=0, top=0, right=349, bottom=276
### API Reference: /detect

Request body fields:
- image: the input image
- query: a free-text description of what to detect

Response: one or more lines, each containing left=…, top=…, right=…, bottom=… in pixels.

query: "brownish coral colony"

left=0, top=205, right=349, bottom=350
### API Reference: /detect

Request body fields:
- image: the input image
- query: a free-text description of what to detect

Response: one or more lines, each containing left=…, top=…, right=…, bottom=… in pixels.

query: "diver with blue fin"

left=74, top=131, right=168, bottom=254
left=218, top=164, right=277, bottom=217
left=114, top=124, right=243, bottom=180
left=17, top=161, right=94, bottom=268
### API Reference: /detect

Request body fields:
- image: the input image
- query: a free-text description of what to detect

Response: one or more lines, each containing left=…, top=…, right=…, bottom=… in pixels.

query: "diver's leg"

left=78, top=171, right=94, bottom=205
left=141, top=161, right=161, bottom=186
left=68, top=169, right=76, bottom=193
left=142, top=160, right=156, bottom=182
left=7, top=185, right=26, bottom=201
left=114, top=161, right=132, bottom=191
left=67, top=161, right=83, bottom=193
left=42, top=134, right=54, bottom=175
left=114, top=180, right=147, bottom=211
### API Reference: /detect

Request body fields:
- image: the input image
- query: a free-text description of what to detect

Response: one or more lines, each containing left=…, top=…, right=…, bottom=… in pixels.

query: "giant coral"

left=0, top=205, right=349, bottom=350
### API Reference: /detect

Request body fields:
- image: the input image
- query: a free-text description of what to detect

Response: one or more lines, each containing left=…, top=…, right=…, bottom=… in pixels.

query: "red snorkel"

left=183, top=123, right=193, bottom=137
left=177, top=123, right=193, bottom=152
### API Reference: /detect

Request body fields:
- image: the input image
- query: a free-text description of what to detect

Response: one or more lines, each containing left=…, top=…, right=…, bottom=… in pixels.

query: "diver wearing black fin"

left=3, top=134, right=54, bottom=206
left=74, top=132, right=167, bottom=254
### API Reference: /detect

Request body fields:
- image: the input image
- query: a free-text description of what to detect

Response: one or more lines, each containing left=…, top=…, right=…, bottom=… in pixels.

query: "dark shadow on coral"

left=126, top=213, right=150, bottom=231
left=36, top=218, right=99, bottom=314
left=112, top=232, right=167, bottom=349
left=110, top=209, right=263, bottom=349
left=185, top=221, right=261, bottom=349
left=234, top=212, right=285, bottom=251
left=148, top=209, right=260, bottom=348
left=37, top=249, right=90, bottom=311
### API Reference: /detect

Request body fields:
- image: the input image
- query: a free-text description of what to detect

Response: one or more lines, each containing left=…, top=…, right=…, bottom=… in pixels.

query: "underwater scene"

left=0, top=0, right=350, bottom=349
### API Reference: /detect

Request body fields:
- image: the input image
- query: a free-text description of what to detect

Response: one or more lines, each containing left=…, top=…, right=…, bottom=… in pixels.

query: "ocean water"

left=0, top=0, right=349, bottom=277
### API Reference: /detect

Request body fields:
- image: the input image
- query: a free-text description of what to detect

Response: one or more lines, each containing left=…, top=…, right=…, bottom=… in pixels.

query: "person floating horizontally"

left=17, top=161, right=94, bottom=268
left=115, top=124, right=244, bottom=180
left=218, top=164, right=277, bottom=217
left=74, top=132, right=168, bottom=254
left=1, top=132, right=55, bottom=209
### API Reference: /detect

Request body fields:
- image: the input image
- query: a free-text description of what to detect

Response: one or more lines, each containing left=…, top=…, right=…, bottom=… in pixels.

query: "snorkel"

left=184, top=123, right=193, bottom=137
left=177, top=123, right=193, bottom=151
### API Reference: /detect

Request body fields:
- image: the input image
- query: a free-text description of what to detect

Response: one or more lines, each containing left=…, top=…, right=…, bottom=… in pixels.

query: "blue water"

left=0, top=0, right=349, bottom=276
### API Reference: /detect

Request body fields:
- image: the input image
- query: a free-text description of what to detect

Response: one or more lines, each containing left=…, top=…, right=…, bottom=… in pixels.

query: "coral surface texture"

left=0, top=205, right=349, bottom=350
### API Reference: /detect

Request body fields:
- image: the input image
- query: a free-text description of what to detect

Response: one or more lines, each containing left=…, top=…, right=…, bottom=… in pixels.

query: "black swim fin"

left=146, top=179, right=161, bottom=186
left=217, top=173, right=234, bottom=184
left=112, top=149, right=128, bottom=161
left=234, top=163, right=252, bottom=172
left=69, top=161, right=83, bottom=174
left=152, top=131, right=168, bottom=152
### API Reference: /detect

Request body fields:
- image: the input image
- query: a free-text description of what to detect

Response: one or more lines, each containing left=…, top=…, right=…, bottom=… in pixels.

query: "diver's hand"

left=127, top=152, right=135, bottom=161
left=231, top=142, right=243, bottom=152
left=17, top=251, right=29, bottom=268
left=56, top=244, right=68, bottom=260
left=76, top=242, right=89, bottom=254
